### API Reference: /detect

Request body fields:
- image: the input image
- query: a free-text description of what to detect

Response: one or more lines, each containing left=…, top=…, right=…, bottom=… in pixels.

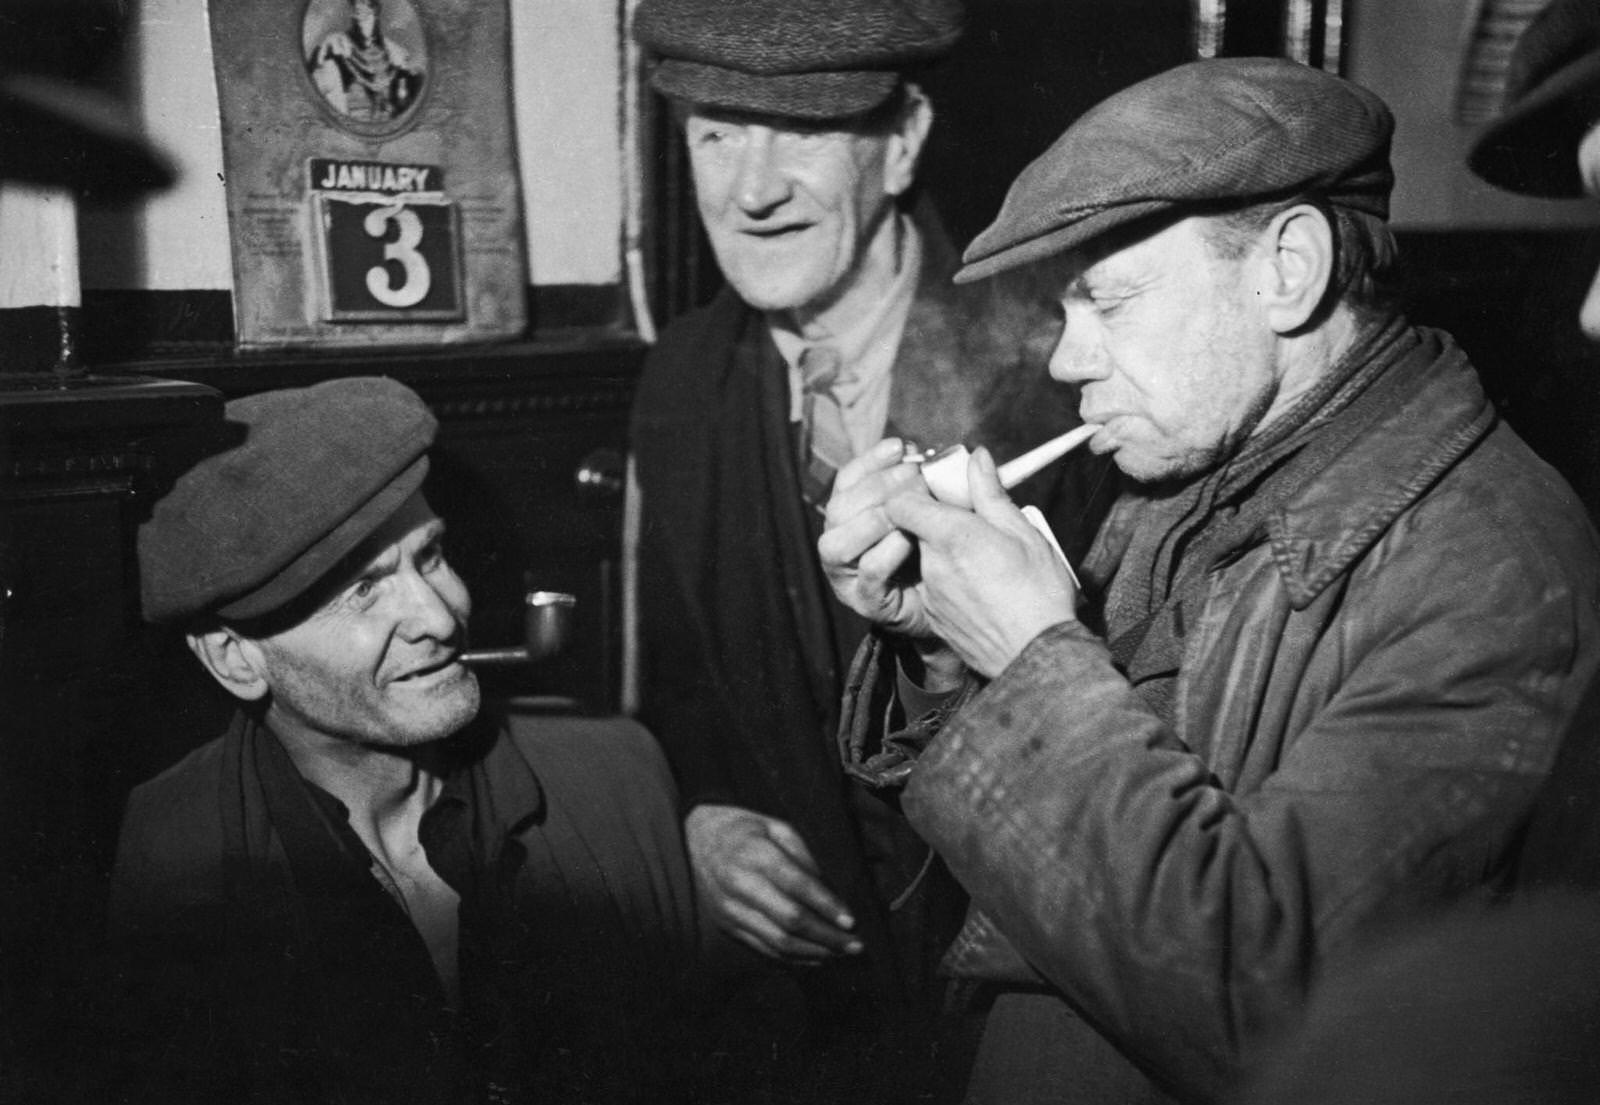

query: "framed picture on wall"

left=207, top=0, right=527, bottom=349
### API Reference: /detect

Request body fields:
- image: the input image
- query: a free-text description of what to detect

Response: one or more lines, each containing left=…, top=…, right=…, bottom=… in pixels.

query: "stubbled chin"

left=718, top=239, right=828, bottom=310
left=395, top=674, right=481, bottom=743
left=725, top=271, right=819, bottom=312
left=396, top=664, right=480, bottom=710
left=433, top=665, right=480, bottom=704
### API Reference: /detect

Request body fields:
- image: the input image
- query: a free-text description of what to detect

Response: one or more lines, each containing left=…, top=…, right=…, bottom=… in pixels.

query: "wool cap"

left=1468, top=0, right=1600, bottom=198
left=139, top=376, right=436, bottom=625
left=632, top=0, right=964, bottom=120
left=956, top=57, right=1395, bottom=283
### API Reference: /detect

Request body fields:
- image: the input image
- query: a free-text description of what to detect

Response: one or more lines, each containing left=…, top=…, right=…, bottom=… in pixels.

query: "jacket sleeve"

left=629, top=464, right=739, bottom=810
left=108, top=746, right=230, bottom=935
left=902, top=517, right=1600, bottom=1101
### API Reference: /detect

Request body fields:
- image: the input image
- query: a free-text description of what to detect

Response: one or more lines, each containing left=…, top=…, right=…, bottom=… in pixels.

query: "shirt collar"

left=285, top=715, right=547, bottom=886
left=771, top=213, right=923, bottom=421
left=427, top=714, right=546, bottom=839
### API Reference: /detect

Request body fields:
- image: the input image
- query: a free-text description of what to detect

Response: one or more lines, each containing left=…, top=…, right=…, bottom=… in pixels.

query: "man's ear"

left=883, top=83, right=934, bottom=199
left=1256, top=203, right=1336, bottom=335
left=186, top=627, right=271, bottom=703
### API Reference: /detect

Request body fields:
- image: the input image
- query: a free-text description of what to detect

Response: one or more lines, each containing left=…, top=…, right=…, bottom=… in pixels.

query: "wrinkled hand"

left=818, top=438, right=938, bottom=637
left=684, top=804, right=862, bottom=963
left=885, top=447, right=1078, bottom=678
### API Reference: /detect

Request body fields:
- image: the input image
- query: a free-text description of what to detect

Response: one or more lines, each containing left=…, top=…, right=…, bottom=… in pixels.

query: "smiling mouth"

left=745, top=223, right=810, bottom=239
left=395, top=656, right=461, bottom=682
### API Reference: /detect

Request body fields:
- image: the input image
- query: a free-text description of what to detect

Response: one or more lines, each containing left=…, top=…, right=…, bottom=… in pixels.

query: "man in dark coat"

left=821, top=57, right=1600, bottom=1104
left=628, top=0, right=1110, bottom=1098
left=105, top=377, right=701, bottom=1104
left=1230, top=11, right=1600, bottom=1104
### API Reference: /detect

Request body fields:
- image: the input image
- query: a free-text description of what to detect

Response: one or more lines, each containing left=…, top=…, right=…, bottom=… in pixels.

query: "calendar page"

left=208, top=0, right=526, bottom=349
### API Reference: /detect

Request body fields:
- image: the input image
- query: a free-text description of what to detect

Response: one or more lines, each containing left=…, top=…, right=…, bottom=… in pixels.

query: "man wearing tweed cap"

left=628, top=0, right=1110, bottom=1098
left=820, top=57, right=1600, bottom=1103
left=106, top=378, right=700, bottom=1104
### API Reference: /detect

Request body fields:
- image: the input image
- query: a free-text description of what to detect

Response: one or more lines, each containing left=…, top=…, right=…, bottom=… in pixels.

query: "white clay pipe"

left=916, top=423, right=1100, bottom=509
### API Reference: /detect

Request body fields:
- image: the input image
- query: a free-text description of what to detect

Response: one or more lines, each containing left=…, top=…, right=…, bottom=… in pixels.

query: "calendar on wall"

left=207, top=0, right=526, bottom=349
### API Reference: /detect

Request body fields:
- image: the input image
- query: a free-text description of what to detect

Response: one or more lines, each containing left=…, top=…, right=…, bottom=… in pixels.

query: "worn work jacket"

left=901, top=327, right=1600, bottom=1104
left=107, top=709, right=701, bottom=1104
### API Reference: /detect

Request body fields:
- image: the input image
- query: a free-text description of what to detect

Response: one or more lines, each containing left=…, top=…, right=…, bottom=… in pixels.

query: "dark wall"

left=918, top=0, right=1192, bottom=246
left=1399, top=229, right=1600, bottom=520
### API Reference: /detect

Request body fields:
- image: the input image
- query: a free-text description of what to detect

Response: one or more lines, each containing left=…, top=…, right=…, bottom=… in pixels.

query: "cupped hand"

left=818, top=438, right=938, bottom=637
left=684, top=804, right=863, bottom=963
left=884, top=447, right=1079, bottom=678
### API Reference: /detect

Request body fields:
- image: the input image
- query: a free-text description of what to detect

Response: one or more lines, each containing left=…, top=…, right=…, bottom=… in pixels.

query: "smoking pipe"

left=460, top=590, right=577, bottom=668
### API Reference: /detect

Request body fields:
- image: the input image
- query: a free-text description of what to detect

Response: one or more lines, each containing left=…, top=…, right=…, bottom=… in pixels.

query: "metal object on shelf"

left=575, top=447, right=626, bottom=499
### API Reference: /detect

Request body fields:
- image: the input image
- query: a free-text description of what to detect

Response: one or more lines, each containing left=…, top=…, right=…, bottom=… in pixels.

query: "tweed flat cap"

left=957, top=57, right=1395, bottom=283
left=632, top=0, right=963, bottom=120
left=139, top=377, right=436, bottom=625
left=1469, top=0, right=1600, bottom=198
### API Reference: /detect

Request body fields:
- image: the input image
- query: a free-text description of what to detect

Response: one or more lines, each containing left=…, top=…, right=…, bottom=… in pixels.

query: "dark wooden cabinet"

left=0, top=374, right=223, bottom=1007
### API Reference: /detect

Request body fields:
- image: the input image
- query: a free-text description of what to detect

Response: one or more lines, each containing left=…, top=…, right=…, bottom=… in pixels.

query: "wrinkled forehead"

left=267, top=492, right=443, bottom=627
left=331, top=493, right=441, bottom=581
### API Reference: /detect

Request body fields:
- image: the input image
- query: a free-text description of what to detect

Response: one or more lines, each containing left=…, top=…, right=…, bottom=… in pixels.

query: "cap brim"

left=1469, top=50, right=1600, bottom=198
left=651, top=58, right=898, bottom=120
left=0, top=74, right=175, bottom=197
left=214, top=456, right=430, bottom=622
left=955, top=199, right=1176, bottom=284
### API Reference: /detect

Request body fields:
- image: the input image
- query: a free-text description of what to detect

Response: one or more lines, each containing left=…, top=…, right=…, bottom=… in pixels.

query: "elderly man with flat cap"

left=820, top=57, right=1600, bottom=1104
left=626, top=0, right=1109, bottom=1091
left=107, top=377, right=700, bottom=1104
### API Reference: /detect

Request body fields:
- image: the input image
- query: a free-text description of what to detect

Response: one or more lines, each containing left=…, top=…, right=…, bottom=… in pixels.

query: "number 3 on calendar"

left=311, top=193, right=465, bottom=322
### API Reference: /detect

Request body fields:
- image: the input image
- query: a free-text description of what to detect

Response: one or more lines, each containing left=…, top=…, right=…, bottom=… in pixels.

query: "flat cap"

left=1468, top=0, right=1600, bottom=198
left=139, top=376, right=436, bottom=625
left=957, top=57, right=1395, bottom=283
left=632, top=0, right=963, bottom=120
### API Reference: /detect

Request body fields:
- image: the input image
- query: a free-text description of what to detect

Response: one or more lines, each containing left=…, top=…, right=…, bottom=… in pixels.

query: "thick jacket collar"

left=1267, top=327, right=1494, bottom=609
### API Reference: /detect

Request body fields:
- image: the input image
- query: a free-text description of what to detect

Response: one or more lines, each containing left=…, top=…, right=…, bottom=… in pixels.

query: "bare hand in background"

left=684, top=803, right=863, bottom=963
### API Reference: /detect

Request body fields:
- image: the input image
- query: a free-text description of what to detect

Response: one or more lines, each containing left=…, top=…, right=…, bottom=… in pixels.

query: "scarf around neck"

left=1103, top=315, right=1425, bottom=721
